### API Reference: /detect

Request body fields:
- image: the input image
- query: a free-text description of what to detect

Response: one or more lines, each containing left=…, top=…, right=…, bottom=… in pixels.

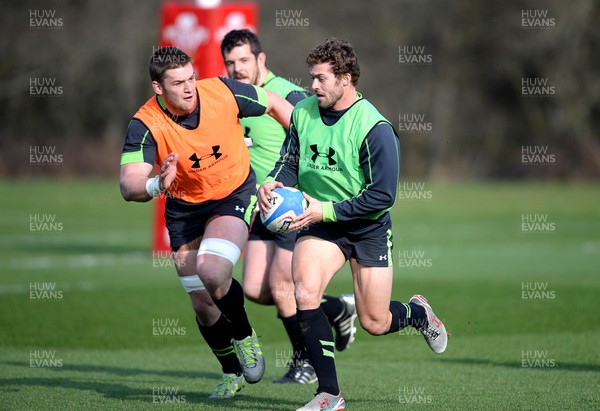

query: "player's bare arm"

left=264, top=90, right=293, bottom=129
left=120, top=152, right=179, bottom=202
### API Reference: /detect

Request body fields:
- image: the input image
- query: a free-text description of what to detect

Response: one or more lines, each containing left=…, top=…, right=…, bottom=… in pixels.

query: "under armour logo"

left=319, top=398, right=331, bottom=407
left=235, top=205, right=245, bottom=213
left=189, top=146, right=222, bottom=168
left=379, top=255, right=387, bottom=261
left=431, top=315, right=442, bottom=329
left=310, top=144, right=336, bottom=166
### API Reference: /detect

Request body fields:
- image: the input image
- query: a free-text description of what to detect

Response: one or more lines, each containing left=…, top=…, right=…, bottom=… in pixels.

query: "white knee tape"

left=179, top=275, right=205, bottom=293
left=197, top=238, right=241, bottom=266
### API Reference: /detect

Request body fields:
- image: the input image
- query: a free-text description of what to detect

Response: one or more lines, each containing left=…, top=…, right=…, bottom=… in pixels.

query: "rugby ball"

left=260, top=187, right=307, bottom=233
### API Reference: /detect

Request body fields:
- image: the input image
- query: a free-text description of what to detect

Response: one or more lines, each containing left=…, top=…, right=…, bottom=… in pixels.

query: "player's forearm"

left=120, top=174, right=154, bottom=202
left=266, top=126, right=299, bottom=187
left=331, top=188, right=396, bottom=221
left=120, top=162, right=157, bottom=202
left=265, top=90, right=293, bottom=129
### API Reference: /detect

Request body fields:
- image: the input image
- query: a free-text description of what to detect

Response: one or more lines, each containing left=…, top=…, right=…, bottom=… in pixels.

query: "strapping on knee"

left=197, top=238, right=241, bottom=266
left=179, top=275, right=206, bottom=293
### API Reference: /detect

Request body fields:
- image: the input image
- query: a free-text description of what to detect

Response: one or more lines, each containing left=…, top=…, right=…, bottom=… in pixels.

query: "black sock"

left=211, top=279, right=253, bottom=340
left=279, top=314, right=309, bottom=365
left=297, top=307, right=339, bottom=394
left=386, top=301, right=427, bottom=334
left=320, top=295, right=344, bottom=324
left=196, top=315, right=241, bottom=375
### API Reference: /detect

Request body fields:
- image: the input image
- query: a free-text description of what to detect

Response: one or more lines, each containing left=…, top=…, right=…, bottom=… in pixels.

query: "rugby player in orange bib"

left=120, top=46, right=293, bottom=398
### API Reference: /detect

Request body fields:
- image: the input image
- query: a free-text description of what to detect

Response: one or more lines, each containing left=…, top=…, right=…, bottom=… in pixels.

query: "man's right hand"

left=159, top=152, right=179, bottom=191
left=257, top=181, right=284, bottom=214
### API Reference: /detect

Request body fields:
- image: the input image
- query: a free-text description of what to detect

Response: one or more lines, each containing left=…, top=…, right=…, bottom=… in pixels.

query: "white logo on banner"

left=163, top=12, right=209, bottom=52
left=214, top=12, right=256, bottom=43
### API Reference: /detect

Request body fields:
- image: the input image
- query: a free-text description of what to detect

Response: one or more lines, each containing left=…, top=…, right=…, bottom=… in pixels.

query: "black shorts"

left=296, top=212, right=393, bottom=267
left=165, top=171, right=257, bottom=251
left=248, top=215, right=297, bottom=251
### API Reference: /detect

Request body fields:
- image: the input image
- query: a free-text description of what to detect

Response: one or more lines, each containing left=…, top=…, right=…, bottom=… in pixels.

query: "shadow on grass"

left=440, top=357, right=600, bottom=373
left=0, top=361, right=299, bottom=411
left=0, top=376, right=300, bottom=409
left=2, top=360, right=217, bottom=379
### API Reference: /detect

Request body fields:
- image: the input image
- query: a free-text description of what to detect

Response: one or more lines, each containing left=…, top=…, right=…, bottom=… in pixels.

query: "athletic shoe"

left=208, top=373, right=245, bottom=399
left=273, top=361, right=317, bottom=384
left=332, top=294, right=358, bottom=351
left=409, top=294, right=448, bottom=354
left=234, top=329, right=265, bottom=383
left=296, top=391, right=345, bottom=411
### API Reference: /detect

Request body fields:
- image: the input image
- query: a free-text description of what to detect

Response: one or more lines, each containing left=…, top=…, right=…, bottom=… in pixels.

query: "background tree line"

left=1, top=0, right=598, bottom=179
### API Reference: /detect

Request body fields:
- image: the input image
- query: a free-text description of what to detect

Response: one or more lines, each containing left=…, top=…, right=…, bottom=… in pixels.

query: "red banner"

left=153, top=2, right=258, bottom=252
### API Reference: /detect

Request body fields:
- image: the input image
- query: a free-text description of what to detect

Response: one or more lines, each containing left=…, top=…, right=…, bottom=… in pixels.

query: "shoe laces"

left=238, top=337, right=262, bottom=366
left=214, top=375, right=238, bottom=396
left=423, top=326, right=440, bottom=340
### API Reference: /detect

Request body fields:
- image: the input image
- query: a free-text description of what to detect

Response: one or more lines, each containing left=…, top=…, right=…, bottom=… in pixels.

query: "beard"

left=317, top=85, right=344, bottom=109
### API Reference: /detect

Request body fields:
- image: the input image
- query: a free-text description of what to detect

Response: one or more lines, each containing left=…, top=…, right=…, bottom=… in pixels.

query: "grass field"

left=0, top=180, right=599, bottom=410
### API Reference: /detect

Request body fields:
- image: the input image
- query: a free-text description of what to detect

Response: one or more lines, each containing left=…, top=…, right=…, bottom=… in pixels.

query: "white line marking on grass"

left=8, top=252, right=148, bottom=270
left=0, top=284, right=27, bottom=294
left=0, top=281, right=95, bottom=295
left=0, top=231, right=147, bottom=246
left=582, top=241, right=600, bottom=254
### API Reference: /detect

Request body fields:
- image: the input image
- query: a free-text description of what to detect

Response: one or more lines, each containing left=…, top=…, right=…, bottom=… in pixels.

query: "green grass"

left=1, top=180, right=599, bottom=410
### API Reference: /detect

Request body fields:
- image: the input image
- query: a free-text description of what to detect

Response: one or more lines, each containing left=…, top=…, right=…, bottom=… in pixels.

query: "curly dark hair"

left=306, top=38, right=360, bottom=85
